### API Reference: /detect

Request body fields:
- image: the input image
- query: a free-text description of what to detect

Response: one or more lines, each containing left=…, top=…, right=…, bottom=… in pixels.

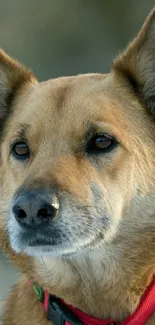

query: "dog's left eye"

left=86, top=134, right=117, bottom=154
left=11, top=141, right=30, bottom=160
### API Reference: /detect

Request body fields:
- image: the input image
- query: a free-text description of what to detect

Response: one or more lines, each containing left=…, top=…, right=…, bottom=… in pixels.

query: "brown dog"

left=1, top=7, right=155, bottom=325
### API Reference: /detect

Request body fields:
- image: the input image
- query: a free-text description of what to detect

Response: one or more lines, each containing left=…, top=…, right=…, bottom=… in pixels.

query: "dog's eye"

left=11, top=141, right=30, bottom=160
left=87, top=134, right=117, bottom=154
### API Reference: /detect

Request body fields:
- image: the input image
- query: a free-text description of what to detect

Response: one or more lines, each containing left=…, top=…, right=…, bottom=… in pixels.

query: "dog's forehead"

left=30, top=74, right=110, bottom=115
left=19, top=74, right=124, bottom=128
left=12, top=73, right=150, bottom=145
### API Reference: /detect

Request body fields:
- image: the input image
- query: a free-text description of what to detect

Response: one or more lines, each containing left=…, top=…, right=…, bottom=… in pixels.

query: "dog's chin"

left=16, top=243, right=83, bottom=257
left=10, top=237, right=79, bottom=257
left=10, top=241, right=81, bottom=258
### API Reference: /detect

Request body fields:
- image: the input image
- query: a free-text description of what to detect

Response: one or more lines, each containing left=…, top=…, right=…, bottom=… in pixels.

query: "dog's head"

left=1, top=9, right=155, bottom=258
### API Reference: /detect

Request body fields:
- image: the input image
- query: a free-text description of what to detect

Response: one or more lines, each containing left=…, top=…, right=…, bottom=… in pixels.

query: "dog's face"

left=2, top=75, right=131, bottom=256
left=1, top=9, right=155, bottom=258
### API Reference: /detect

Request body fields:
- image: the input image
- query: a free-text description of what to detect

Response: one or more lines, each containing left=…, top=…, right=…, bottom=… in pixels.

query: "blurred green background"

left=1, top=0, right=154, bottom=80
left=0, top=0, right=155, bottom=308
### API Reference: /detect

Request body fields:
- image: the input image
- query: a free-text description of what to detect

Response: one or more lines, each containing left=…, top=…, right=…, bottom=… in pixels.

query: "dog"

left=1, top=7, right=155, bottom=325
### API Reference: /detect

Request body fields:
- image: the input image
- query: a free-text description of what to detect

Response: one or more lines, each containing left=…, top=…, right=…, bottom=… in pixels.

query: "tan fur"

left=1, top=8, right=155, bottom=325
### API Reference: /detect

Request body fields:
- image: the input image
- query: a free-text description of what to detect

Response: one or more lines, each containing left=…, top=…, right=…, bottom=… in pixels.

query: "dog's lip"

left=18, top=227, right=54, bottom=247
left=26, top=237, right=53, bottom=247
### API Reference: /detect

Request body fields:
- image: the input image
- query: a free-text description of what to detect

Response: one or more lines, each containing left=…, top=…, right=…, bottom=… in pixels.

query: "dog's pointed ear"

left=0, top=49, right=36, bottom=123
left=113, top=8, right=155, bottom=116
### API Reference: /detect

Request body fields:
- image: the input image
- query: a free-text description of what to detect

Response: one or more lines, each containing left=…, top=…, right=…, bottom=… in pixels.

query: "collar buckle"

left=48, top=295, right=83, bottom=325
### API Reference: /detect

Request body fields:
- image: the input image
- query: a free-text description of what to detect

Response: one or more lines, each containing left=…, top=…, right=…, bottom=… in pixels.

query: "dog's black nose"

left=12, top=190, right=59, bottom=227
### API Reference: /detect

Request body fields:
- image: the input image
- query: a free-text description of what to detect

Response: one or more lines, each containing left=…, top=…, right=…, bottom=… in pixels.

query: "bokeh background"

left=0, top=0, right=155, bottom=312
left=0, top=0, right=154, bottom=79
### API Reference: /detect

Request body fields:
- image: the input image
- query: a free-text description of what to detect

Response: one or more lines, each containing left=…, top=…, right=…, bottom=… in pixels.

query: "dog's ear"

left=113, top=8, right=155, bottom=116
left=0, top=49, right=36, bottom=124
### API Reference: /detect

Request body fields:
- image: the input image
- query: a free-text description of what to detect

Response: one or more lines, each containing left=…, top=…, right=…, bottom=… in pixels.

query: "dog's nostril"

left=37, top=205, right=57, bottom=220
left=13, top=206, right=27, bottom=219
left=38, top=208, right=50, bottom=219
left=18, top=209, right=27, bottom=219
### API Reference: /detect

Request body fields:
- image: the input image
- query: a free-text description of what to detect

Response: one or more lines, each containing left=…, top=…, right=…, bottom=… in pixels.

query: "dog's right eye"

left=11, top=141, right=30, bottom=160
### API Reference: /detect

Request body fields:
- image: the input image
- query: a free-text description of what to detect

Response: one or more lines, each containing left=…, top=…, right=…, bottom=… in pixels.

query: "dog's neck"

left=35, top=226, right=155, bottom=323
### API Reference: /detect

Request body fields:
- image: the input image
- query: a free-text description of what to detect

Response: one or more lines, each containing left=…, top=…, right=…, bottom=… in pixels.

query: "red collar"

left=31, top=276, right=155, bottom=325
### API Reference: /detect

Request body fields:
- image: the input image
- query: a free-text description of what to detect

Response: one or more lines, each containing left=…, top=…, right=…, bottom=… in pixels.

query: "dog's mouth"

left=8, top=215, right=110, bottom=257
left=16, top=224, right=66, bottom=247
left=8, top=224, right=74, bottom=256
left=9, top=226, right=87, bottom=256
left=27, top=238, right=52, bottom=247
